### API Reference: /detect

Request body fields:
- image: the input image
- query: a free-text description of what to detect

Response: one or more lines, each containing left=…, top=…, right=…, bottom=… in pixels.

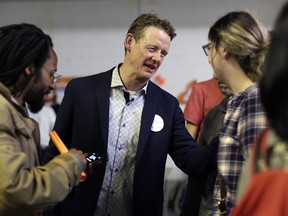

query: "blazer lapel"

left=93, top=69, right=113, bottom=149
left=135, top=82, right=161, bottom=167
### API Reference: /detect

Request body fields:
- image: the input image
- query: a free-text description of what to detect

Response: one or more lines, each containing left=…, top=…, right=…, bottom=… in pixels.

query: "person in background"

left=184, top=76, right=224, bottom=141
left=47, top=89, right=60, bottom=114
left=204, top=11, right=270, bottom=214
left=181, top=81, right=232, bottom=216
left=0, top=23, right=87, bottom=216
left=29, top=91, right=57, bottom=162
left=181, top=76, right=224, bottom=216
left=44, top=13, right=217, bottom=216
left=273, top=0, right=288, bottom=28
left=181, top=76, right=223, bottom=216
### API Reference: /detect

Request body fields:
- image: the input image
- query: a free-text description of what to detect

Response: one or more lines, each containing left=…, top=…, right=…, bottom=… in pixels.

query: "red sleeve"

left=184, top=84, right=205, bottom=126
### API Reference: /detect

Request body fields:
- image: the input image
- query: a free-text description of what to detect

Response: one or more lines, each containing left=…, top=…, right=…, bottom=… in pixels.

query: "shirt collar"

left=111, top=64, right=148, bottom=95
left=0, top=82, right=29, bottom=117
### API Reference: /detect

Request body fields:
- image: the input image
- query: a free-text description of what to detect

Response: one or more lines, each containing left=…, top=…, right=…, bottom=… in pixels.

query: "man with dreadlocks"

left=0, top=23, right=87, bottom=216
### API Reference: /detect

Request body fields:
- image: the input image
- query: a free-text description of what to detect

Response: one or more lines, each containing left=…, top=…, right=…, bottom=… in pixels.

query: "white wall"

left=0, top=0, right=284, bottom=93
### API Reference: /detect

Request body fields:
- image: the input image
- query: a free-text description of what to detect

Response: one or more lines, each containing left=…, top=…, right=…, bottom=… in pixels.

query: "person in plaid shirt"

left=202, top=11, right=270, bottom=215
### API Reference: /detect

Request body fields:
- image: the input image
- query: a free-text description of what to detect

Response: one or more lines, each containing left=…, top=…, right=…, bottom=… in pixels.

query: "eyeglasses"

left=43, top=66, right=61, bottom=83
left=202, top=43, right=212, bottom=56
left=52, top=73, right=61, bottom=83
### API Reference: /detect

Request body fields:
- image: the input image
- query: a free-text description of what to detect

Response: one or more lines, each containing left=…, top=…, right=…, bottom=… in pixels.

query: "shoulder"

left=148, top=81, right=178, bottom=103
left=191, top=78, right=219, bottom=97
left=0, top=93, right=27, bottom=119
left=194, top=78, right=217, bottom=88
left=0, top=95, right=14, bottom=123
left=65, top=68, right=114, bottom=92
left=231, top=83, right=260, bottom=105
left=69, top=68, right=114, bottom=85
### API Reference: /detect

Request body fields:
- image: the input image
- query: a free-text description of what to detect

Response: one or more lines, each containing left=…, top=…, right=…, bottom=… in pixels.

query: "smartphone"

left=86, top=153, right=103, bottom=166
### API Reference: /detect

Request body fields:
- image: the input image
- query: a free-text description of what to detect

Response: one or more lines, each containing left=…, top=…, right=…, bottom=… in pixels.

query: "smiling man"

left=44, top=13, right=218, bottom=216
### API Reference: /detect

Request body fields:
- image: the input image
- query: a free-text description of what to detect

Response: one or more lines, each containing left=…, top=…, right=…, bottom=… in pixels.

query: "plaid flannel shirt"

left=212, top=83, right=269, bottom=215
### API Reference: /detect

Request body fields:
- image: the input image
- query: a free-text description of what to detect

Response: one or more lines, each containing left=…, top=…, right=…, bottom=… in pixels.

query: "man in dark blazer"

left=44, top=13, right=217, bottom=216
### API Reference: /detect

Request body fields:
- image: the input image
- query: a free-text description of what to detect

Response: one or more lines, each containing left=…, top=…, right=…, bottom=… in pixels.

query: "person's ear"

left=220, top=47, right=229, bottom=59
left=124, top=33, right=134, bottom=53
left=24, top=64, right=36, bottom=79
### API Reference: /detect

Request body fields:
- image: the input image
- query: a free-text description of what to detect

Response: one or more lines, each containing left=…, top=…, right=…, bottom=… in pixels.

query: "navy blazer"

left=45, top=67, right=216, bottom=216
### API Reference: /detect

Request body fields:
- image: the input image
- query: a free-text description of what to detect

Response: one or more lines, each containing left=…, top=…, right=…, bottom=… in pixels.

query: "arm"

left=0, top=104, right=85, bottom=215
left=186, top=121, right=199, bottom=140
left=184, top=85, right=205, bottom=140
left=170, top=103, right=217, bottom=177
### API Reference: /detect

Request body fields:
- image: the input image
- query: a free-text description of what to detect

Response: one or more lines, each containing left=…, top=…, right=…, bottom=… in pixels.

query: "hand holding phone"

left=49, top=131, right=87, bottom=181
left=86, top=153, right=103, bottom=174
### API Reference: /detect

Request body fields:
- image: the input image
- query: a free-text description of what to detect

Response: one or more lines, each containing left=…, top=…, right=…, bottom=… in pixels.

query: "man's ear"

left=124, top=33, right=134, bottom=53
left=24, top=64, right=35, bottom=77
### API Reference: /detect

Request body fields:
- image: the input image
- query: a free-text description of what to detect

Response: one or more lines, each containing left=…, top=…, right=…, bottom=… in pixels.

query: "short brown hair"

left=127, top=13, right=176, bottom=42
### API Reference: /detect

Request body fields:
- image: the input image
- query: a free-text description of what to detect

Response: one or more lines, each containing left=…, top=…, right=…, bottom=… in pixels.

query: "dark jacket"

left=44, top=67, right=217, bottom=216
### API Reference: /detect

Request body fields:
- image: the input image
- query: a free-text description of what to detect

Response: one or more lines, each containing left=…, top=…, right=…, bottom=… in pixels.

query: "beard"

left=25, top=86, right=50, bottom=113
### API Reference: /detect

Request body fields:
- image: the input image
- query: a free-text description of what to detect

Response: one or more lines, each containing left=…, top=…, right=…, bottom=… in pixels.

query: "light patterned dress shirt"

left=95, top=66, right=146, bottom=216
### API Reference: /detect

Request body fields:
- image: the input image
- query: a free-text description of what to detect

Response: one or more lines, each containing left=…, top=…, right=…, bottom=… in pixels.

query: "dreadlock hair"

left=0, top=23, right=53, bottom=95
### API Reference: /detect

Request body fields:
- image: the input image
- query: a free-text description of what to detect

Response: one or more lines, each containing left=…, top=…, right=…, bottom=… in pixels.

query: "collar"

left=0, top=82, right=29, bottom=117
left=111, top=64, right=148, bottom=95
